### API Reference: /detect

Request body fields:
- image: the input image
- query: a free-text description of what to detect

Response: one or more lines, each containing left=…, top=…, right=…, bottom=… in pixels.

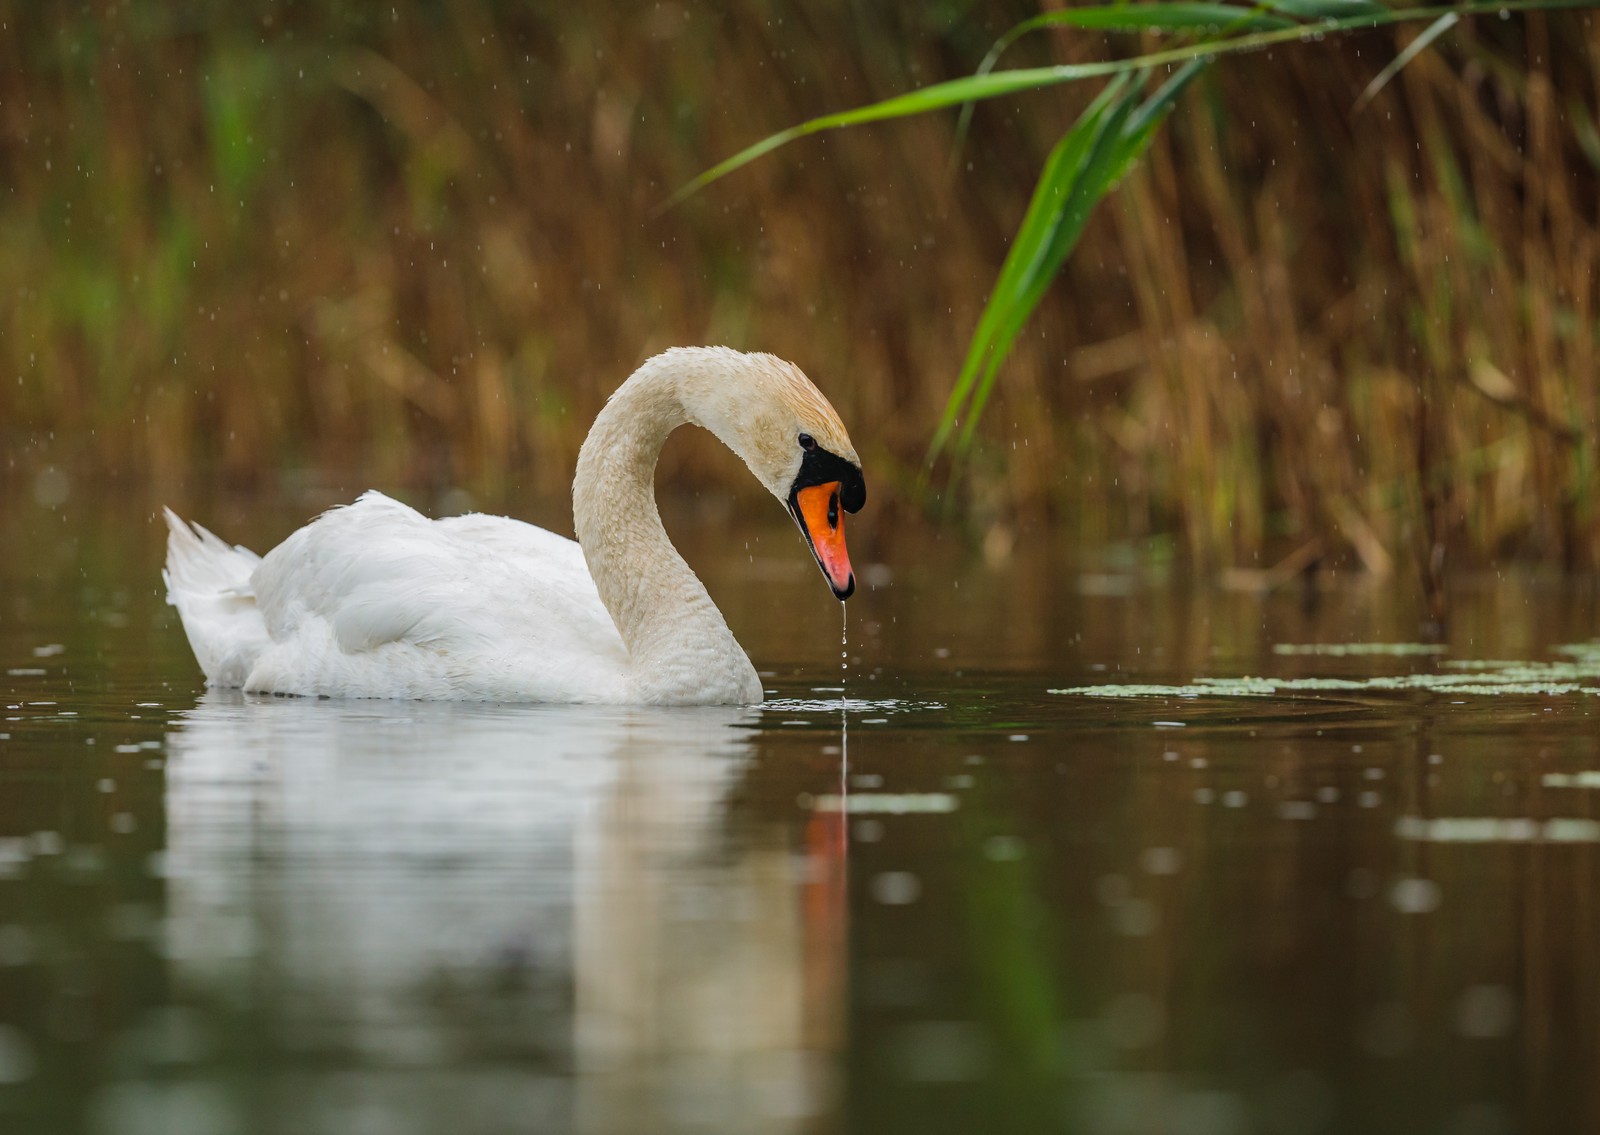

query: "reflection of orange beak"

left=794, top=482, right=854, bottom=600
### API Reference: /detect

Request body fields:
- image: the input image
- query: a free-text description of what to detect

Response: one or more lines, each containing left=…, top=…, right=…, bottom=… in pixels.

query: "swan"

left=162, top=346, right=866, bottom=704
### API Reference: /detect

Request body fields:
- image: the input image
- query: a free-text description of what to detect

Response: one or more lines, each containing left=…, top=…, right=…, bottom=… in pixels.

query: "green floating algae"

left=1542, top=771, right=1600, bottom=789
left=1051, top=640, right=1600, bottom=700
left=807, top=792, right=959, bottom=814
left=765, top=697, right=947, bottom=714
left=1394, top=815, right=1600, bottom=843
left=1272, top=642, right=1447, bottom=657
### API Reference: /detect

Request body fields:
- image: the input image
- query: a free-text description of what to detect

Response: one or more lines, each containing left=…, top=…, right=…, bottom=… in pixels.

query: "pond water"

left=2, top=482, right=1599, bottom=1134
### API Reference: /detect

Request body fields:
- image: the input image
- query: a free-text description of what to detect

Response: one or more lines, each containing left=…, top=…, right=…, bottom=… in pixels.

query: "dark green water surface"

left=2, top=484, right=1599, bottom=1134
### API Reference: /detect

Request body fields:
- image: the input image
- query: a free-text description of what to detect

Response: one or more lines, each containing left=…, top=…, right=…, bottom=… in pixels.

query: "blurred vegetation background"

left=2, top=2, right=1598, bottom=584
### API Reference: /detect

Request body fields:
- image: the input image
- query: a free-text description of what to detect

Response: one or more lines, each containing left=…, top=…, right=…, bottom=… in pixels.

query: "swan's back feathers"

left=254, top=492, right=473, bottom=653
left=167, top=491, right=630, bottom=701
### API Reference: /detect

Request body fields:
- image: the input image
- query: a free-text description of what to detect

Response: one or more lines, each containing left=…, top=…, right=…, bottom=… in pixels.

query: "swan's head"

left=675, top=348, right=866, bottom=600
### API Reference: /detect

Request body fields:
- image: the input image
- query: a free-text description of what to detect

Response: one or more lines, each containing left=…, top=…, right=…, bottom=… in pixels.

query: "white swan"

left=163, top=346, right=866, bottom=704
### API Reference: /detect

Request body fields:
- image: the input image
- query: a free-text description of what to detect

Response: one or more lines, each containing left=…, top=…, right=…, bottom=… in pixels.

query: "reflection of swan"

left=162, top=347, right=866, bottom=704
left=150, top=693, right=842, bottom=1133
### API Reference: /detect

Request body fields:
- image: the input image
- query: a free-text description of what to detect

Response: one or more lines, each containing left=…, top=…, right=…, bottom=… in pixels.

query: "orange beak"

left=793, top=481, right=854, bottom=600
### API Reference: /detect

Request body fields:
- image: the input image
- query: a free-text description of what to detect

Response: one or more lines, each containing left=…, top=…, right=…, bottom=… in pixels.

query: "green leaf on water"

left=1273, top=642, right=1448, bottom=655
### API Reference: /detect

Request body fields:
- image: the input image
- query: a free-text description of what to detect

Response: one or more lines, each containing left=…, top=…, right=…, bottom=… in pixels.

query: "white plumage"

left=163, top=347, right=863, bottom=704
left=165, top=492, right=630, bottom=701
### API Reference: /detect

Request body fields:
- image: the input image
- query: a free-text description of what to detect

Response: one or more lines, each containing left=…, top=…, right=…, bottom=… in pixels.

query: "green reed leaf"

left=942, top=61, right=1208, bottom=461
left=1109, top=58, right=1210, bottom=183
left=1355, top=12, right=1460, bottom=108
left=951, top=5, right=1283, bottom=173
left=954, top=101, right=1143, bottom=456
left=660, top=61, right=1142, bottom=212
left=668, top=2, right=1588, bottom=211
left=1259, top=0, right=1388, bottom=18
left=668, top=0, right=1596, bottom=488
left=1004, top=3, right=1296, bottom=35
left=929, top=76, right=1134, bottom=461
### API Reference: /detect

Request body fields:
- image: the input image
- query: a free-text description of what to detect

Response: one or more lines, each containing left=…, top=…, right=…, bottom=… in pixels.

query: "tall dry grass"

left=1094, top=11, right=1600, bottom=589
left=0, top=3, right=1596, bottom=585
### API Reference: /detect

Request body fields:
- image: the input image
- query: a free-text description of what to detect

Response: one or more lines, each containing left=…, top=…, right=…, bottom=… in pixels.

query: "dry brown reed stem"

left=0, top=3, right=1596, bottom=582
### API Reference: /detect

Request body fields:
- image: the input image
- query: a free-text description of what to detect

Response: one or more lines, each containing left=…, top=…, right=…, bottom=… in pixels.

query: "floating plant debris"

left=1051, top=645, right=1600, bottom=700
left=1395, top=816, right=1600, bottom=843
left=1273, top=642, right=1447, bottom=656
left=764, top=697, right=947, bottom=715
left=807, top=792, right=958, bottom=814
left=1541, top=772, right=1600, bottom=789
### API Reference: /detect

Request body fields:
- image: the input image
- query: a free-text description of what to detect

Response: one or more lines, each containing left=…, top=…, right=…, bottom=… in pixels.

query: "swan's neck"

left=572, top=354, right=761, bottom=703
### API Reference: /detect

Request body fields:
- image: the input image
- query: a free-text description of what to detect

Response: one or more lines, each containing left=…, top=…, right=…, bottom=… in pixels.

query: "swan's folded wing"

left=247, top=492, right=628, bottom=700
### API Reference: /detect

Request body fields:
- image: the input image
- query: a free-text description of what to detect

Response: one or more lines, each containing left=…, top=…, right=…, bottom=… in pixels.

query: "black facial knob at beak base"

left=792, top=446, right=865, bottom=514
left=840, top=470, right=865, bottom=514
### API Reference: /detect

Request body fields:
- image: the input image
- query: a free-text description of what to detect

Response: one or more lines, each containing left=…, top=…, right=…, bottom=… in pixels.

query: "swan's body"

left=165, top=493, right=639, bottom=701
left=163, top=347, right=865, bottom=704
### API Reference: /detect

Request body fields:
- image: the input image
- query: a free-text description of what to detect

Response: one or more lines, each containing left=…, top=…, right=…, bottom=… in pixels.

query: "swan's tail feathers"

left=162, top=509, right=270, bottom=688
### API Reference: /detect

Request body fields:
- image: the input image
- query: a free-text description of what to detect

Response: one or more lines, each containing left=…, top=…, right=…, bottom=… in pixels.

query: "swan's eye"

left=798, top=433, right=817, bottom=451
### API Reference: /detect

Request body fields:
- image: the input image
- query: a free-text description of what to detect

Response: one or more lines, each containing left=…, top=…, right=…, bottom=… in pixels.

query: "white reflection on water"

left=116, top=692, right=841, bottom=1135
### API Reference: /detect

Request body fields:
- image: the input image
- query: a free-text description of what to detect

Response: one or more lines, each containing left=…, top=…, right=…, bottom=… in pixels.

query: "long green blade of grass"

left=1355, top=11, right=1461, bottom=108
left=950, top=100, right=1143, bottom=459
left=927, top=75, right=1135, bottom=460
left=664, top=0, right=1592, bottom=210
left=660, top=61, right=1146, bottom=212
left=951, top=4, right=1288, bottom=173
left=669, top=0, right=1595, bottom=496
left=1259, top=0, right=1387, bottom=18
left=998, top=3, right=1297, bottom=35
left=1107, top=58, right=1211, bottom=194
left=943, top=61, right=1209, bottom=462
